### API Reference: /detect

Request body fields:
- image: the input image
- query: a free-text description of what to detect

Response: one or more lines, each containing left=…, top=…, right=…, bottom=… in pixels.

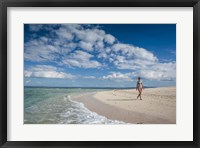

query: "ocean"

left=24, top=87, right=125, bottom=124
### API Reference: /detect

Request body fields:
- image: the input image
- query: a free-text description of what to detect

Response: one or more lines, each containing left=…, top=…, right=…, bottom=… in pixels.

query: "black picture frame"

left=0, top=0, right=199, bottom=147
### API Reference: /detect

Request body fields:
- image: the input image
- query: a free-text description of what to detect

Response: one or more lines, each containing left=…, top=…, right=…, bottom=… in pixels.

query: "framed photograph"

left=0, top=0, right=199, bottom=147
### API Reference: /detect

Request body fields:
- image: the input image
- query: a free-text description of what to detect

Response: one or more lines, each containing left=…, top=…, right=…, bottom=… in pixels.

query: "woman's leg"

left=137, top=93, right=140, bottom=99
left=139, top=89, right=142, bottom=100
left=137, top=89, right=140, bottom=99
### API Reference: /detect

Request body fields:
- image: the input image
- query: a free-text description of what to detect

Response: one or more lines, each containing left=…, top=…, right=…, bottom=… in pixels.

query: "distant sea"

left=24, top=87, right=128, bottom=124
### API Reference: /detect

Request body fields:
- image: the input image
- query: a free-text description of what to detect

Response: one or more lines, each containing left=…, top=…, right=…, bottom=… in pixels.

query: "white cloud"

left=111, top=43, right=158, bottom=62
left=102, top=61, right=176, bottom=82
left=140, top=62, right=176, bottom=81
left=79, top=41, right=93, bottom=51
left=71, top=50, right=93, bottom=60
left=25, top=80, right=31, bottom=84
left=25, top=24, right=112, bottom=68
left=95, top=41, right=104, bottom=49
left=112, top=59, right=155, bottom=70
left=40, top=36, right=48, bottom=42
left=74, top=28, right=105, bottom=44
left=24, top=65, right=75, bottom=79
left=83, top=76, right=96, bottom=79
left=24, top=24, right=176, bottom=82
left=102, top=72, right=133, bottom=82
left=104, top=43, right=159, bottom=71
left=115, top=56, right=125, bottom=63
left=55, top=27, right=74, bottom=41
left=24, top=71, right=32, bottom=77
left=29, top=24, right=44, bottom=32
left=24, top=37, right=59, bottom=62
left=98, top=52, right=107, bottom=59
left=104, top=34, right=115, bottom=44
left=59, top=25, right=114, bottom=49
left=127, top=62, right=176, bottom=81
left=62, top=50, right=102, bottom=68
left=105, top=47, right=111, bottom=53
left=106, top=61, right=176, bottom=82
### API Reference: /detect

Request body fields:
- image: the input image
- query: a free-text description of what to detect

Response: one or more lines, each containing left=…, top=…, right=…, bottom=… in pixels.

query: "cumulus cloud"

left=25, top=24, right=176, bottom=82
left=29, top=24, right=44, bottom=32
left=104, top=34, right=115, bottom=44
left=96, top=43, right=160, bottom=71
left=24, top=65, right=75, bottom=79
left=75, top=41, right=159, bottom=72
left=101, top=72, right=133, bottom=82
left=62, top=50, right=102, bottom=68
left=127, top=62, right=176, bottom=81
left=95, top=41, right=104, bottom=50
left=25, top=24, right=115, bottom=68
left=98, top=52, right=107, bottom=59
left=111, top=43, right=158, bottom=62
left=24, top=37, right=60, bottom=62
left=138, top=62, right=176, bottom=81
left=83, top=76, right=96, bottom=79
left=75, top=29, right=105, bottom=44
left=55, top=27, right=74, bottom=41
left=79, top=41, right=93, bottom=51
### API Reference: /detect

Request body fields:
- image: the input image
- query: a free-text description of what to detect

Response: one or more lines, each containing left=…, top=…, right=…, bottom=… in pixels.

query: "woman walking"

left=136, top=77, right=144, bottom=100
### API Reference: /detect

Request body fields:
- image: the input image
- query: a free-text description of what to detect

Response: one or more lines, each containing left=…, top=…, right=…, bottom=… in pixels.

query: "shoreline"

left=72, top=87, right=176, bottom=124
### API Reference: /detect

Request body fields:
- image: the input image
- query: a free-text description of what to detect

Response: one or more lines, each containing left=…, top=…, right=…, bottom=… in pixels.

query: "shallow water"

left=24, top=87, right=125, bottom=124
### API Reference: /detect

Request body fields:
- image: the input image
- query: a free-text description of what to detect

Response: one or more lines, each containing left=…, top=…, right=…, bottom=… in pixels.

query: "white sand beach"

left=73, top=87, right=176, bottom=124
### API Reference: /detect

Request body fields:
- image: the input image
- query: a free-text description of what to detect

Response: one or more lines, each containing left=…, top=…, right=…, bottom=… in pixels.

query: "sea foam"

left=24, top=87, right=125, bottom=124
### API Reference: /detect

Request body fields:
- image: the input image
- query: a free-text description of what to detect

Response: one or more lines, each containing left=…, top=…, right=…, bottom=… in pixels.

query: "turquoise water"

left=24, top=87, right=125, bottom=124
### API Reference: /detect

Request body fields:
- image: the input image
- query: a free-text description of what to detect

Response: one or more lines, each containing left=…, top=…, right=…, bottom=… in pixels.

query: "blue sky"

left=24, top=24, right=176, bottom=87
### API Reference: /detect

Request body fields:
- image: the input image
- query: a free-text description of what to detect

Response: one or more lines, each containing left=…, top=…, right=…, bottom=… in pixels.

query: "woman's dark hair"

left=138, top=77, right=140, bottom=80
